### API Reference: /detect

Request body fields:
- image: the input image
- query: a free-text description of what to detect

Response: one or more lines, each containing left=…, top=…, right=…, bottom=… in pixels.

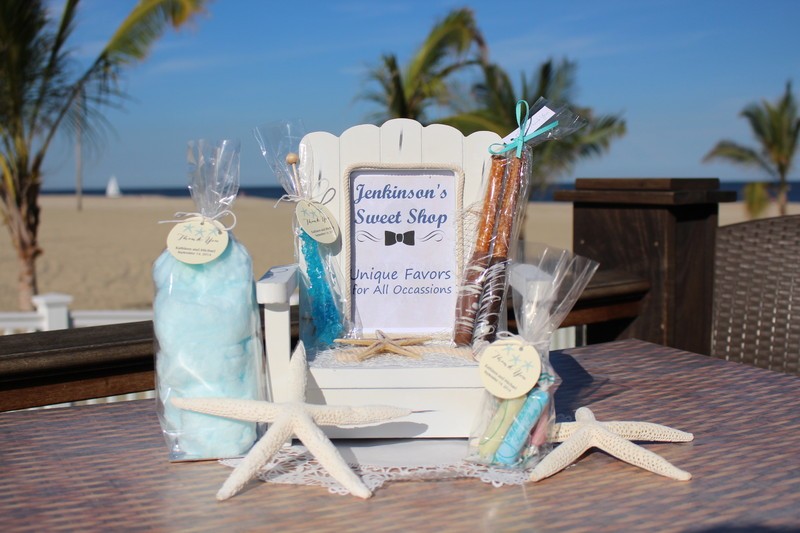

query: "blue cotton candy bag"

left=153, top=139, right=265, bottom=461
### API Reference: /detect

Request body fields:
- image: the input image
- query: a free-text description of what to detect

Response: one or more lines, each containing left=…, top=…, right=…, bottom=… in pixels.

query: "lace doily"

left=220, top=439, right=534, bottom=496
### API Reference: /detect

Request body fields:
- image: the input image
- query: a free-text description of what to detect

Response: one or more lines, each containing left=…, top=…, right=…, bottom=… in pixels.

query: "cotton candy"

left=154, top=237, right=264, bottom=460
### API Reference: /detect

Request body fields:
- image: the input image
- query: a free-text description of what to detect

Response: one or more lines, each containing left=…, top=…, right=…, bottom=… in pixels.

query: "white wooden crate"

left=259, top=119, right=501, bottom=438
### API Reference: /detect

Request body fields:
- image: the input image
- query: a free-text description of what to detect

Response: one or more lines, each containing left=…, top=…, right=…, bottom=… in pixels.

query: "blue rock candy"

left=153, top=237, right=263, bottom=460
left=299, top=230, right=343, bottom=348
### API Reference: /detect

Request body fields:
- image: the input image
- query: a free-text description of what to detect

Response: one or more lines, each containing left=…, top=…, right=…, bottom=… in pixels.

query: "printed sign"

left=347, top=167, right=462, bottom=335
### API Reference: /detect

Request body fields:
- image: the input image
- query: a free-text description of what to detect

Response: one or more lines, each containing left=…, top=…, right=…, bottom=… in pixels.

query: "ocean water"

left=41, top=181, right=800, bottom=202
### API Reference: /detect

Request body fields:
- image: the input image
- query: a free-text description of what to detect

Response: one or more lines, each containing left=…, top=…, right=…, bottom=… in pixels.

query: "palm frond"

left=28, top=0, right=78, bottom=138
left=715, top=81, right=800, bottom=205
left=103, top=0, right=206, bottom=65
left=743, top=182, right=770, bottom=218
left=32, top=0, right=208, bottom=170
left=437, top=109, right=506, bottom=136
left=406, top=8, right=484, bottom=88
left=442, top=57, right=625, bottom=185
left=447, top=63, right=517, bottom=135
left=703, top=140, right=776, bottom=177
left=362, top=54, right=411, bottom=121
left=0, top=0, right=209, bottom=308
left=573, top=115, right=627, bottom=154
left=359, top=8, right=485, bottom=123
left=522, top=58, right=576, bottom=104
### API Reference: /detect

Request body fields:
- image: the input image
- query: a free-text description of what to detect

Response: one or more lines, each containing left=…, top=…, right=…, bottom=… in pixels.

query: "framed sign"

left=344, top=164, right=464, bottom=336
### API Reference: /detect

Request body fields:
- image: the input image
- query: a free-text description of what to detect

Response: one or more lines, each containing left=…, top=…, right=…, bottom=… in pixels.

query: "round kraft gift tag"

left=478, top=339, right=542, bottom=399
left=166, top=216, right=229, bottom=264
left=296, top=199, right=339, bottom=244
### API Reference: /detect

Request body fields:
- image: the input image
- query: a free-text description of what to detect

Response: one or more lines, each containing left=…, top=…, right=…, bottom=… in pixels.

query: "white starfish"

left=529, top=407, right=693, bottom=482
left=172, top=342, right=411, bottom=500
left=334, top=330, right=431, bottom=361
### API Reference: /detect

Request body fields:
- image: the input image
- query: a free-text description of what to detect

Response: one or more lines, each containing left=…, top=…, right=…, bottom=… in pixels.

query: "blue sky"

left=43, top=0, right=800, bottom=190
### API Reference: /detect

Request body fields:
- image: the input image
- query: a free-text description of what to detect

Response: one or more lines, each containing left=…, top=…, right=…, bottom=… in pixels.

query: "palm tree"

left=441, top=59, right=627, bottom=189
left=0, top=0, right=208, bottom=310
left=703, top=82, right=800, bottom=216
left=360, top=8, right=488, bottom=124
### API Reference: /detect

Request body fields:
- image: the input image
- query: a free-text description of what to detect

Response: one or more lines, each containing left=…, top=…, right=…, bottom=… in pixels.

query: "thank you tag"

left=479, top=339, right=541, bottom=399
left=167, top=216, right=229, bottom=264
left=296, top=199, right=339, bottom=244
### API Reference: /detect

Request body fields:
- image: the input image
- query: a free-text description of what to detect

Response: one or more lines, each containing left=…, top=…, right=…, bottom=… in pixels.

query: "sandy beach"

left=0, top=194, right=796, bottom=311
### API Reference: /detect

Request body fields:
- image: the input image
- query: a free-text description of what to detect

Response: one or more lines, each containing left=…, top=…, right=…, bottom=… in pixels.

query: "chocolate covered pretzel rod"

left=472, top=155, right=524, bottom=344
left=453, top=155, right=507, bottom=346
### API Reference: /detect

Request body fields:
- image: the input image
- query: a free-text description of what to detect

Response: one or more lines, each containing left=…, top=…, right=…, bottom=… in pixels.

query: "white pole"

left=31, top=293, right=74, bottom=330
left=75, top=132, right=83, bottom=211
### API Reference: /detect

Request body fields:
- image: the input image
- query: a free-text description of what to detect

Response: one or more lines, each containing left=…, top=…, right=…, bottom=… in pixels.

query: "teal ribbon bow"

left=489, top=100, right=559, bottom=158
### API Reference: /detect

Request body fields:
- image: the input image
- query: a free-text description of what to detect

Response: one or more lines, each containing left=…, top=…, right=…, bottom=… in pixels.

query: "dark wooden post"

left=555, top=178, right=735, bottom=355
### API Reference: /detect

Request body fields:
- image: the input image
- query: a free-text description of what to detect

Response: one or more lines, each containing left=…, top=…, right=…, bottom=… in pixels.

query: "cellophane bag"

left=453, top=98, right=586, bottom=348
left=467, top=245, right=598, bottom=469
left=153, top=139, right=265, bottom=461
left=453, top=147, right=534, bottom=347
left=254, top=121, right=350, bottom=355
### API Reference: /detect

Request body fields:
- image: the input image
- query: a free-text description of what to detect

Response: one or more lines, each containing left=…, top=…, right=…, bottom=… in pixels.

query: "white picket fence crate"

left=259, top=119, right=579, bottom=439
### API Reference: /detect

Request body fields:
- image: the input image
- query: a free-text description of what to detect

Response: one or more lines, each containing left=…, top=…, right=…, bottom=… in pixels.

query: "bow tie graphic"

left=385, top=230, right=415, bottom=246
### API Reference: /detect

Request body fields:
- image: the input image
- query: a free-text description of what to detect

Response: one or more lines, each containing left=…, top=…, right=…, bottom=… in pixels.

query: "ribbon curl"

left=489, top=100, right=560, bottom=158
left=274, top=180, right=336, bottom=208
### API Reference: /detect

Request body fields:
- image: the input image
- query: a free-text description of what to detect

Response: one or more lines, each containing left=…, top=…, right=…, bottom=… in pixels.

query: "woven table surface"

left=1, top=339, right=798, bottom=532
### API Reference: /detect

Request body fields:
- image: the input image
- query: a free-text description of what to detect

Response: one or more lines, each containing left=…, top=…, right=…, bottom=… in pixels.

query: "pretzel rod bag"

left=453, top=155, right=507, bottom=345
left=454, top=97, right=587, bottom=350
left=472, top=154, right=530, bottom=344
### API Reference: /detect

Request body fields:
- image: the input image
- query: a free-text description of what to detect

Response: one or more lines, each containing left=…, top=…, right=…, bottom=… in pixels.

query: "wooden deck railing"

left=0, top=321, right=154, bottom=411
left=555, top=177, right=735, bottom=355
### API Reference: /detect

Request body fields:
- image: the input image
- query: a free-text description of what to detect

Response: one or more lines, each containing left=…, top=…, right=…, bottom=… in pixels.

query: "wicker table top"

left=1, top=339, right=798, bottom=532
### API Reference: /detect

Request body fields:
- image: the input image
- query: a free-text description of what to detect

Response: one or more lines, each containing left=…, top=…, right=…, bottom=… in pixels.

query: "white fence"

left=0, top=293, right=153, bottom=335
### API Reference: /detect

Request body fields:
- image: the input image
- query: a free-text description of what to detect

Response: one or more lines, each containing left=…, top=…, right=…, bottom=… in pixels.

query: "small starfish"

left=334, top=330, right=432, bottom=361
left=172, top=342, right=410, bottom=500
left=529, top=407, right=693, bottom=482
